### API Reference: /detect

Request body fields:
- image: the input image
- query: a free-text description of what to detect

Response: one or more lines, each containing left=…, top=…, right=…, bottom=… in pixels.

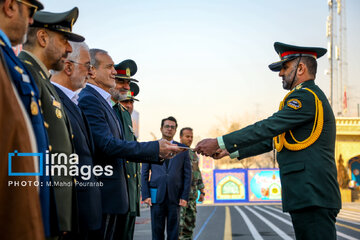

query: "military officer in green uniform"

left=18, top=7, right=85, bottom=238
left=109, top=59, right=141, bottom=240
left=179, top=127, right=205, bottom=240
left=195, top=42, right=341, bottom=240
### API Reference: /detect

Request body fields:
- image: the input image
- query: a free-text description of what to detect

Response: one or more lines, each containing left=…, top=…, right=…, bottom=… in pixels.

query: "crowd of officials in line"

left=0, top=1, right=205, bottom=239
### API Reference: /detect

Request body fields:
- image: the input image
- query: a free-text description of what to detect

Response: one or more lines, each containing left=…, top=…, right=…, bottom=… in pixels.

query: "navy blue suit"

left=0, top=34, right=51, bottom=236
left=78, top=85, right=162, bottom=215
left=141, top=141, right=191, bottom=240
left=53, top=85, right=102, bottom=234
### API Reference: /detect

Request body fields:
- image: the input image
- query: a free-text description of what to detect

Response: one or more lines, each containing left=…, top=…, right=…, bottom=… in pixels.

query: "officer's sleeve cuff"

left=229, top=151, right=239, bottom=159
left=217, top=137, right=226, bottom=150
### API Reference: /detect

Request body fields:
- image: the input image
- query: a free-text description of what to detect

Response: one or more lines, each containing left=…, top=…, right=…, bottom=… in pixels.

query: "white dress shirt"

left=87, top=83, right=112, bottom=108
left=51, top=82, right=79, bottom=105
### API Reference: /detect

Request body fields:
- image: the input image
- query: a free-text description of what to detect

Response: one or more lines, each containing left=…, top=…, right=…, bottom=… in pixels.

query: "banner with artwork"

left=248, top=169, right=282, bottom=202
left=213, top=169, right=281, bottom=203
left=213, top=169, right=248, bottom=203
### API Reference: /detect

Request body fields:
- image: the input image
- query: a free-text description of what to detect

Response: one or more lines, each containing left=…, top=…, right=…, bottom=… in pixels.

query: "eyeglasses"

left=69, top=60, right=93, bottom=71
left=163, top=125, right=176, bottom=130
left=16, top=0, right=38, bottom=18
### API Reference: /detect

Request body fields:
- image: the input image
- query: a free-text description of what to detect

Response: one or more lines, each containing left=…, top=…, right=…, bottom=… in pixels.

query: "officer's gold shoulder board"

left=287, top=98, right=302, bottom=110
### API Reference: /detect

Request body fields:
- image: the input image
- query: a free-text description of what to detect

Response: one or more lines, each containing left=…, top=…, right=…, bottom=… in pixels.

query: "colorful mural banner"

left=213, top=169, right=281, bottom=203
left=213, top=169, right=248, bottom=203
left=248, top=169, right=281, bottom=202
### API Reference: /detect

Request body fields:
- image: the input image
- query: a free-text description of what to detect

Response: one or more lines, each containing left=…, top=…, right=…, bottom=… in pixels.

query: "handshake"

left=194, top=138, right=229, bottom=160
left=158, top=138, right=230, bottom=160
left=158, top=139, right=188, bottom=159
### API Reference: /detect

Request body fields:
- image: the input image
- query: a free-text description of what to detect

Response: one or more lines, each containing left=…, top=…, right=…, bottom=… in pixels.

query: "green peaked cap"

left=269, top=42, right=327, bottom=72
left=31, top=7, right=85, bottom=42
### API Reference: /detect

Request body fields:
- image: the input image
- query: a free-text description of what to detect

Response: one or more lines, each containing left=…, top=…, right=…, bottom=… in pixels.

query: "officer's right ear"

left=36, top=29, right=49, bottom=48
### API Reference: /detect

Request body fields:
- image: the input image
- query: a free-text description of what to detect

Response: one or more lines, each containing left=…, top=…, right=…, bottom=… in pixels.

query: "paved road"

left=134, top=203, right=360, bottom=240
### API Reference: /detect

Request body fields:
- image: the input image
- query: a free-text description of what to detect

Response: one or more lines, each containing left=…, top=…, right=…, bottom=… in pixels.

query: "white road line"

left=263, top=205, right=289, bottom=215
left=254, top=206, right=292, bottom=226
left=337, top=217, right=360, bottom=226
left=339, top=211, right=360, bottom=217
left=244, top=206, right=293, bottom=240
left=336, top=231, right=359, bottom=240
left=234, top=206, right=263, bottom=240
left=264, top=206, right=360, bottom=238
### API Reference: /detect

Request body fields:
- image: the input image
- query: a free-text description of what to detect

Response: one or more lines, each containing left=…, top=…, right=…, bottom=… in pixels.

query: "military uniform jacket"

left=188, top=151, right=204, bottom=201
left=18, top=51, right=76, bottom=233
left=0, top=34, right=52, bottom=236
left=0, top=49, right=45, bottom=240
left=113, top=103, right=141, bottom=216
left=221, top=80, right=341, bottom=212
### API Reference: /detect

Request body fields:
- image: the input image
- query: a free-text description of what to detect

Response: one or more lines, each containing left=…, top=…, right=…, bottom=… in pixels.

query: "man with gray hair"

left=78, top=48, right=184, bottom=240
left=51, top=41, right=102, bottom=240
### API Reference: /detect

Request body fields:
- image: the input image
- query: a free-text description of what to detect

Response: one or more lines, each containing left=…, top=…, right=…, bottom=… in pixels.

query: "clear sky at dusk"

left=42, top=0, right=360, bottom=143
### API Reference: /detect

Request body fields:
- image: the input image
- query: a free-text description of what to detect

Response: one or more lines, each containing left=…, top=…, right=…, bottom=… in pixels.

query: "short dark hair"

left=23, top=27, right=42, bottom=49
left=89, top=48, right=108, bottom=69
left=180, top=127, right=193, bottom=137
left=161, top=116, right=177, bottom=128
left=300, top=56, right=317, bottom=77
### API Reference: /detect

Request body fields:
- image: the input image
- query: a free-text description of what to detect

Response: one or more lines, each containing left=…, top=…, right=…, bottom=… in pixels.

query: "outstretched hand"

left=194, top=138, right=220, bottom=157
left=158, top=139, right=186, bottom=159
left=212, top=149, right=229, bottom=159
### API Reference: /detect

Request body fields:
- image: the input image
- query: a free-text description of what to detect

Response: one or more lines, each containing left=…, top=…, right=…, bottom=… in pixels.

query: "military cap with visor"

left=121, top=82, right=140, bottom=102
left=115, top=59, right=138, bottom=82
left=268, top=42, right=327, bottom=72
left=30, top=7, right=85, bottom=42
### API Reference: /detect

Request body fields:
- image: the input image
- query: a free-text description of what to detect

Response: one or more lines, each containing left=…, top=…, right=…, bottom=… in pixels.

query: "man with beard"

left=110, top=59, right=141, bottom=240
left=195, top=42, right=341, bottom=240
left=51, top=41, right=102, bottom=240
left=19, top=7, right=85, bottom=238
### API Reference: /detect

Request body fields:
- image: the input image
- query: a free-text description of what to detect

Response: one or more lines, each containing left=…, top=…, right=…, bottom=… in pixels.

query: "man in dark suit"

left=78, top=49, right=184, bottom=240
left=0, top=0, right=48, bottom=238
left=18, top=7, right=85, bottom=237
left=195, top=42, right=341, bottom=240
left=51, top=41, right=102, bottom=240
left=142, top=116, right=192, bottom=240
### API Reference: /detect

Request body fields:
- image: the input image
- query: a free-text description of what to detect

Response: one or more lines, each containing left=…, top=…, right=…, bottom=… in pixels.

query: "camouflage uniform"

left=179, top=150, right=205, bottom=240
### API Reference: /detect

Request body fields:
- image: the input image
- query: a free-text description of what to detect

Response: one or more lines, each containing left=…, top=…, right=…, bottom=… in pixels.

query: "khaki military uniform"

left=19, top=50, right=76, bottom=233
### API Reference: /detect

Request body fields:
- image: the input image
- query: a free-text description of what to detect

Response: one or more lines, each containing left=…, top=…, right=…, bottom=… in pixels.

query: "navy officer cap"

left=268, top=42, right=327, bottom=72
left=31, top=7, right=85, bottom=42
left=115, top=59, right=139, bottom=82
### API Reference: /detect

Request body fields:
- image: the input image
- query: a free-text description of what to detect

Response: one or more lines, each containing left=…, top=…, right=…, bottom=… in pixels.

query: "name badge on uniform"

left=52, top=99, right=61, bottom=109
left=21, top=74, right=30, bottom=83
